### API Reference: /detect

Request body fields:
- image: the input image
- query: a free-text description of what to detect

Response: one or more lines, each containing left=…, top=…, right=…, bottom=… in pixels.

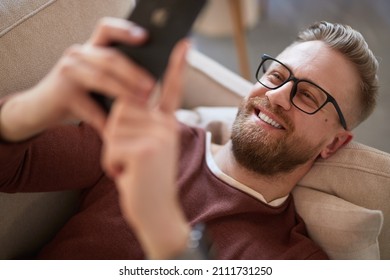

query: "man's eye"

left=268, top=72, right=284, bottom=84
left=271, top=72, right=282, bottom=79
left=299, top=90, right=319, bottom=106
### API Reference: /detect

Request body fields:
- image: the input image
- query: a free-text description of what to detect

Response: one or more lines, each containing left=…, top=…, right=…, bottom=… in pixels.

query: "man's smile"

left=253, top=108, right=285, bottom=130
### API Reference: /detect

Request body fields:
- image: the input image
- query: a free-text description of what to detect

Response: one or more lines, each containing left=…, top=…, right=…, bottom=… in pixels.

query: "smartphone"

left=91, top=0, right=207, bottom=112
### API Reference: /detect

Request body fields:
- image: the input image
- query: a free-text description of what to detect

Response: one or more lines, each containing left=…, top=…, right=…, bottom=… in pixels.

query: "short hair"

left=295, top=21, right=379, bottom=129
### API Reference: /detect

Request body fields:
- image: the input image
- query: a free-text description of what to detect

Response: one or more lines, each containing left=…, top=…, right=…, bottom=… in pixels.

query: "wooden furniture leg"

left=228, top=0, right=251, bottom=80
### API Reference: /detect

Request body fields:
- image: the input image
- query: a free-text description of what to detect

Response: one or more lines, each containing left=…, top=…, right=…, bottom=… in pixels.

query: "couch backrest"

left=0, top=0, right=133, bottom=97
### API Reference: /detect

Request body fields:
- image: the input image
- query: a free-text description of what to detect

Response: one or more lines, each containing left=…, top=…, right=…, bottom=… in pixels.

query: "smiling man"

left=101, top=21, right=379, bottom=260
left=226, top=40, right=358, bottom=200
left=0, top=20, right=378, bottom=260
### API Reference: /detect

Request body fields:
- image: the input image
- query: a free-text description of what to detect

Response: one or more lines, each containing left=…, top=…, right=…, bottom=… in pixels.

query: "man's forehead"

left=274, top=41, right=357, bottom=89
left=275, top=40, right=360, bottom=123
left=276, top=41, right=329, bottom=70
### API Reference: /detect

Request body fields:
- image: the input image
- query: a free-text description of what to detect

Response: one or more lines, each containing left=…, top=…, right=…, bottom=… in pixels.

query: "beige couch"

left=1, top=0, right=389, bottom=260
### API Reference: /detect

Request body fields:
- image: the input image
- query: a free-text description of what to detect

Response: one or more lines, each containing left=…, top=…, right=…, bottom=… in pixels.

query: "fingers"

left=101, top=99, right=178, bottom=178
left=86, top=17, right=189, bottom=114
left=42, top=17, right=156, bottom=135
left=89, top=17, right=148, bottom=47
left=64, top=44, right=155, bottom=101
left=70, top=94, right=107, bottom=134
left=159, top=40, right=190, bottom=114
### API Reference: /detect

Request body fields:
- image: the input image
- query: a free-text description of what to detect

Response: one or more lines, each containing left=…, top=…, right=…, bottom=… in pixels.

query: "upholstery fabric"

left=0, top=0, right=133, bottom=96
left=293, top=187, right=382, bottom=259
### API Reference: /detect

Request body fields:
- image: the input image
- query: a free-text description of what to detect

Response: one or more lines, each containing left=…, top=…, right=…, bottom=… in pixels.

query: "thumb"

left=159, top=40, right=190, bottom=114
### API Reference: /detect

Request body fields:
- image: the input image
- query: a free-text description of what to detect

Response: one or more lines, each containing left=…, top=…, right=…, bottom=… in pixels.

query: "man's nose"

left=265, top=82, right=293, bottom=111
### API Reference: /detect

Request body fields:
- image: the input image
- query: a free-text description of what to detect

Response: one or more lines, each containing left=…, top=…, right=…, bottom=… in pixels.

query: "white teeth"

left=258, top=112, right=283, bottom=129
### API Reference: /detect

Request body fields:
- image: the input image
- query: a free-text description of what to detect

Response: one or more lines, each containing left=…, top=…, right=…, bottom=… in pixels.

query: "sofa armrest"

left=182, top=49, right=251, bottom=108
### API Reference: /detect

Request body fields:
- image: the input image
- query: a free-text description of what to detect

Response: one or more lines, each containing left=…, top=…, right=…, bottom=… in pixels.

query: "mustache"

left=246, top=96, right=294, bottom=130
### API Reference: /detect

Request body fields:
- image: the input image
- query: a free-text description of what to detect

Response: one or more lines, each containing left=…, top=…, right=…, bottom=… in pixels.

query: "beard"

left=231, top=96, right=324, bottom=176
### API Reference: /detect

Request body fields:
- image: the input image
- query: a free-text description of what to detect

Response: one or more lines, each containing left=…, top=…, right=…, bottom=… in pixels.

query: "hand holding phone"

left=91, top=0, right=207, bottom=112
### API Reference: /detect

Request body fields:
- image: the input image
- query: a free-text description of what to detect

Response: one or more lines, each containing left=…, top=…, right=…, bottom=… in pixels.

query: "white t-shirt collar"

left=205, top=132, right=288, bottom=207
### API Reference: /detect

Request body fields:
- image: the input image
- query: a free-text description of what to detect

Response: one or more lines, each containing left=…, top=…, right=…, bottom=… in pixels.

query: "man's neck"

left=211, top=141, right=315, bottom=203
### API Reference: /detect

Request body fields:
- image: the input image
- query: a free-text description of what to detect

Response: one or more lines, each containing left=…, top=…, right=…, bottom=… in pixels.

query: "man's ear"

left=320, top=131, right=353, bottom=159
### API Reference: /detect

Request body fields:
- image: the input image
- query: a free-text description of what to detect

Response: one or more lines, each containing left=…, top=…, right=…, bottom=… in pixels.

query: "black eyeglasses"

left=255, top=54, right=348, bottom=130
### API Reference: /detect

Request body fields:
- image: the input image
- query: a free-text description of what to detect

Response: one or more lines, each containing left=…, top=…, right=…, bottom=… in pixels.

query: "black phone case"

left=91, top=0, right=207, bottom=112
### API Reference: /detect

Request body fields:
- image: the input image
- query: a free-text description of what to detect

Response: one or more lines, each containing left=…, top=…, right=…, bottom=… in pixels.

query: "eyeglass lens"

left=259, top=59, right=328, bottom=114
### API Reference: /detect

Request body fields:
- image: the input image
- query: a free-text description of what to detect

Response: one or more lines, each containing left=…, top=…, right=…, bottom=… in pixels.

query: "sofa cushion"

left=0, top=191, right=81, bottom=259
left=292, top=187, right=382, bottom=259
left=298, top=140, right=390, bottom=259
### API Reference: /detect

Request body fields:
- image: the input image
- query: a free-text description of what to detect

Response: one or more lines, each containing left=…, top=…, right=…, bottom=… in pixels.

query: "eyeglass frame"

left=255, top=54, right=348, bottom=130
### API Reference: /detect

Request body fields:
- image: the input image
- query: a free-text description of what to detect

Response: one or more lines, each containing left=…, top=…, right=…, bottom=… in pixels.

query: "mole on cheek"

left=325, top=118, right=328, bottom=123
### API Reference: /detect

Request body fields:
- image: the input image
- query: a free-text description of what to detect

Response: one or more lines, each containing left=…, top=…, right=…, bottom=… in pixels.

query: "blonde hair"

left=296, top=21, right=379, bottom=128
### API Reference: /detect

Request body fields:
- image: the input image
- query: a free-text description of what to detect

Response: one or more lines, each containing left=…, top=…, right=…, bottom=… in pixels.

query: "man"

left=0, top=19, right=378, bottom=259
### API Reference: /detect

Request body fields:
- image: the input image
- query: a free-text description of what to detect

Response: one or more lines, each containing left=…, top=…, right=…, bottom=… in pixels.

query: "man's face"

left=231, top=41, right=358, bottom=176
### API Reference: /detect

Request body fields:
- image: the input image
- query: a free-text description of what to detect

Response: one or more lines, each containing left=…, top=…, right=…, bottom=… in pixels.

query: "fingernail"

left=131, top=25, right=147, bottom=38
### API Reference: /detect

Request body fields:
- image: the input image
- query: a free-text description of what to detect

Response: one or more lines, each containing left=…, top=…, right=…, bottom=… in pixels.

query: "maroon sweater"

left=0, top=122, right=327, bottom=259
